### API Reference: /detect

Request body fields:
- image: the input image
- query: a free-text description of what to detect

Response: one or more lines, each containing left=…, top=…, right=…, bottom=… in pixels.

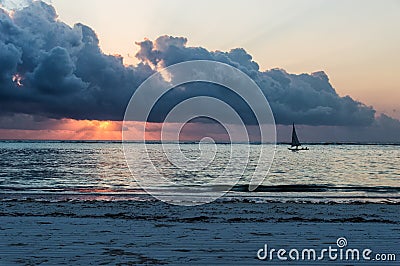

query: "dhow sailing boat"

left=288, top=123, right=309, bottom=152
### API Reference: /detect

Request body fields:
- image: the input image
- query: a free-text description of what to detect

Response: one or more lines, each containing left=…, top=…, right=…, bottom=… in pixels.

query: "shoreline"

left=1, top=191, right=400, bottom=205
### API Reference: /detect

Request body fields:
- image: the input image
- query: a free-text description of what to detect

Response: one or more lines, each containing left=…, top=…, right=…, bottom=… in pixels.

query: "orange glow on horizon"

left=0, top=118, right=266, bottom=142
left=0, top=119, right=200, bottom=141
left=0, top=119, right=124, bottom=141
left=0, top=119, right=234, bottom=141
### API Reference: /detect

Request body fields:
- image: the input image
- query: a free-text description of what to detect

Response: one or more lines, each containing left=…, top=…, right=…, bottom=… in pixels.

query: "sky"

left=50, top=0, right=400, bottom=119
left=0, top=0, right=399, bottom=142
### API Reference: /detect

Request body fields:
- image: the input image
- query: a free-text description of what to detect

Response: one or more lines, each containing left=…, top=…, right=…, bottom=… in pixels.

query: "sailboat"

left=288, top=123, right=309, bottom=152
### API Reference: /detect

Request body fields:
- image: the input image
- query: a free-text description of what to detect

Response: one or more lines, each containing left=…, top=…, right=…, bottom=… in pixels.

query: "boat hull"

left=288, top=147, right=309, bottom=152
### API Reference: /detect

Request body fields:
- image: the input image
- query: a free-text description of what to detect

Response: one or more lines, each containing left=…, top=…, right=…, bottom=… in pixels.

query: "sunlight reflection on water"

left=0, top=142, right=399, bottom=202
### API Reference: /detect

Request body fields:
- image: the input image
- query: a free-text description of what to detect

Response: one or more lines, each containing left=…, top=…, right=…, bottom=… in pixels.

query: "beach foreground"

left=0, top=199, right=398, bottom=265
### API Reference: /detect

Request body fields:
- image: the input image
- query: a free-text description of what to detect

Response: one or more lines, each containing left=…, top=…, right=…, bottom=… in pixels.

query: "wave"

left=1, top=184, right=400, bottom=194
left=1, top=184, right=399, bottom=205
left=231, top=184, right=400, bottom=193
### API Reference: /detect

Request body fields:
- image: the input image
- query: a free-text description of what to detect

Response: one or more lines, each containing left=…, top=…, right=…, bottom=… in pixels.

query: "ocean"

left=1, top=141, right=399, bottom=204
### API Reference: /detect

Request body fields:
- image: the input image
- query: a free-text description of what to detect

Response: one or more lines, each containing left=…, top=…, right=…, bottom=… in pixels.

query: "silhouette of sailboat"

left=288, top=123, right=309, bottom=152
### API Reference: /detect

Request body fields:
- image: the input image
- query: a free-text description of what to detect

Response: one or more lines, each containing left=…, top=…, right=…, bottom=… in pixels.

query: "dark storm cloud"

left=0, top=1, right=154, bottom=120
left=0, top=1, right=396, bottom=130
left=135, top=36, right=376, bottom=126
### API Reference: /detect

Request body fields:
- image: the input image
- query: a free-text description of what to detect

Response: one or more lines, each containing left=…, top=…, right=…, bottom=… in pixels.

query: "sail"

left=291, top=124, right=301, bottom=147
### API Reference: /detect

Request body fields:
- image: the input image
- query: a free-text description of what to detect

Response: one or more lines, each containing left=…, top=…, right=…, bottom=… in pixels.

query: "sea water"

left=0, top=141, right=399, bottom=203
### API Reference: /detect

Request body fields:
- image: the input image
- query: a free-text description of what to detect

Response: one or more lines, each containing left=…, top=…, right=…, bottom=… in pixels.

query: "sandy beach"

left=0, top=199, right=398, bottom=265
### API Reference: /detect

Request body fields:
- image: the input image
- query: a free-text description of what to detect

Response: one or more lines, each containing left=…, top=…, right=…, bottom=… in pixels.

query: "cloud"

left=0, top=1, right=153, bottom=120
left=0, top=1, right=399, bottom=140
left=135, top=36, right=377, bottom=126
left=0, top=0, right=36, bottom=10
left=30, top=47, right=88, bottom=94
